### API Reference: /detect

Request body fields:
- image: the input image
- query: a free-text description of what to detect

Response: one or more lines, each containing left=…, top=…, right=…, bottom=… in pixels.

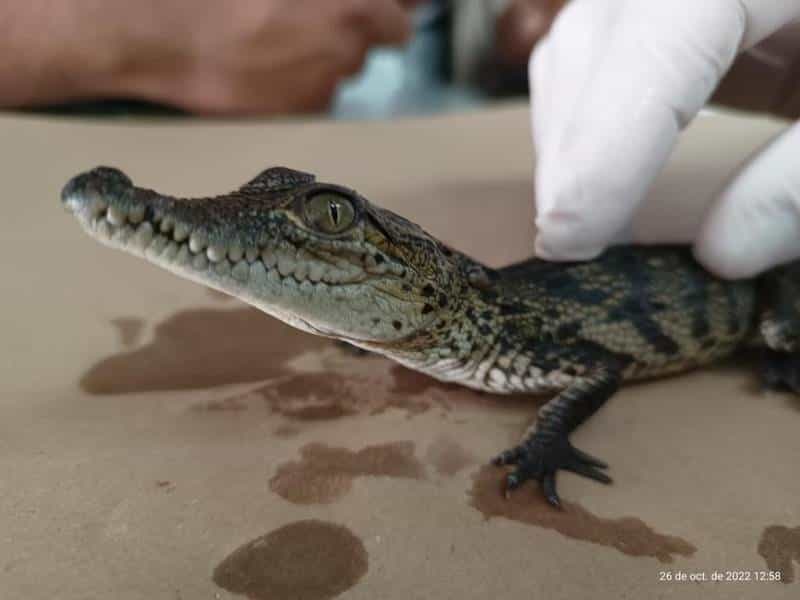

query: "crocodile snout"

left=61, top=167, right=133, bottom=215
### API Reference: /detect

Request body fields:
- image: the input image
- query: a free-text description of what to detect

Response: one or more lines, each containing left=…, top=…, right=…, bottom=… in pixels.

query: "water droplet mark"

left=213, top=520, right=367, bottom=600
left=469, top=465, right=696, bottom=562
left=270, top=441, right=425, bottom=504
left=758, top=524, right=800, bottom=583
left=425, top=436, right=476, bottom=476
left=81, top=308, right=321, bottom=394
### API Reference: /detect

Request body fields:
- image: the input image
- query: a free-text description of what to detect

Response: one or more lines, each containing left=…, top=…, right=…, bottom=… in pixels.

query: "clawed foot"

left=492, top=437, right=611, bottom=508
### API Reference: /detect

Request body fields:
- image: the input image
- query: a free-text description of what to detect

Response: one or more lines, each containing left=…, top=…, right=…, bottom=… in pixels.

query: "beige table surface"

left=1, top=103, right=799, bottom=600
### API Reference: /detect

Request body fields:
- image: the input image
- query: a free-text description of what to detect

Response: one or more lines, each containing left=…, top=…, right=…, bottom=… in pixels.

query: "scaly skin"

left=61, top=166, right=800, bottom=507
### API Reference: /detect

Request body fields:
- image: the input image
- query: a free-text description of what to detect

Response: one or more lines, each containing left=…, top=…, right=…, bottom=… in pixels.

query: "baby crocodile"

left=61, top=166, right=800, bottom=507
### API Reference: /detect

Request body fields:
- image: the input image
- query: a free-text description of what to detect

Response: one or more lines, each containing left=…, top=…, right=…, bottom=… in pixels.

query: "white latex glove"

left=530, top=0, right=800, bottom=278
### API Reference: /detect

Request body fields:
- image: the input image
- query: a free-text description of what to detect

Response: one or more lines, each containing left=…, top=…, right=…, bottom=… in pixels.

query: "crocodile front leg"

left=493, top=367, right=620, bottom=508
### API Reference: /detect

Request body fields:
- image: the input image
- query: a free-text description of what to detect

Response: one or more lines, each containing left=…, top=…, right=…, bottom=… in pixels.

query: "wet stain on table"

left=272, top=424, right=302, bottom=438
left=259, top=373, right=364, bottom=420
left=270, top=441, right=425, bottom=504
left=213, top=519, right=367, bottom=600
left=425, top=436, right=476, bottom=476
left=82, top=308, right=511, bottom=433
left=758, top=524, right=800, bottom=583
left=190, top=396, right=248, bottom=413
left=82, top=308, right=322, bottom=394
left=469, top=465, right=696, bottom=563
left=231, top=372, right=445, bottom=421
left=389, top=364, right=440, bottom=396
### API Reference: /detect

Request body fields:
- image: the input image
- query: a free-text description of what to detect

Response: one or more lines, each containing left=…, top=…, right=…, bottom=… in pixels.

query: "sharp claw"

left=586, top=468, right=613, bottom=484
left=493, top=447, right=522, bottom=466
left=505, top=473, right=521, bottom=491
left=569, top=446, right=608, bottom=468
left=542, top=475, right=561, bottom=509
left=566, top=461, right=613, bottom=484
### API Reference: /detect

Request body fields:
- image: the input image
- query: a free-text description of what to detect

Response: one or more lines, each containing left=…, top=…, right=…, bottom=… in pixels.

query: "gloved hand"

left=530, top=0, right=800, bottom=278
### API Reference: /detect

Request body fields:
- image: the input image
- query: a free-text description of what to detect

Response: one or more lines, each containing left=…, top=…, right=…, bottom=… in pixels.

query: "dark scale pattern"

left=485, top=247, right=757, bottom=383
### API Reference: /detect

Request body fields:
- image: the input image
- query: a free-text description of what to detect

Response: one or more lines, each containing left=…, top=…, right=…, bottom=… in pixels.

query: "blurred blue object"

left=331, top=2, right=484, bottom=119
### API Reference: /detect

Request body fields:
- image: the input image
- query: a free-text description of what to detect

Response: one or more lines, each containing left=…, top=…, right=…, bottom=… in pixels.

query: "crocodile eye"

left=304, top=192, right=356, bottom=234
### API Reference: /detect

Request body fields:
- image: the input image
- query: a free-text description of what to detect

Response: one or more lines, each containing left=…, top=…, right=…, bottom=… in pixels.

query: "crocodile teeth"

left=113, top=225, right=133, bottom=245
left=261, top=249, right=278, bottom=268
left=322, top=270, right=341, bottom=284
left=294, top=250, right=312, bottom=280
left=277, top=252, right=296, bottom=277
left=215, top=261, right=231, bottom=276
left=206, top=244, right=225, bottom=263
left=160, top=216, right=174, bottom=233
left=228, top=244, right=243, bottom=263
left=308, top=262, right=325, bottom=282
left=245, top=247, right=259, bottom=263
left=293, top=261, right=308, bottom=281
left=147, top=235, right=168, bottom=258
left=232, top=261, right=249, bottom=282
left=250, top=261, right=267, bottom=285
left=189, top=231, right=207, bottom=253
left=96, top=220, right=112, bottom=239
left=192, top=252, right=208, bottom=270
left=163, top=241, right=179, bottom=261
left=107, top=205, right=126, bottom=226
left=134, top=222, right=154, bottom=249
left=266, top=268, right=282, bottom=290
left=173, top=222, right=190, bottom=242
left=128, top=204, right=145, bottom=224
left=175, top=245, right=191, bottom=266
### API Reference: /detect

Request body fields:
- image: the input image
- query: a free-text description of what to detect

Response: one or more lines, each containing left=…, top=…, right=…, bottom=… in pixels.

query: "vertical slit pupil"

left=329, top=201, right=340, bottom=225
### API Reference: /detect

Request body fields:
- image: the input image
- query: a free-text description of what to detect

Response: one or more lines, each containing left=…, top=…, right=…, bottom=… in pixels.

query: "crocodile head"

left=62, top=166, right=487, bottom=347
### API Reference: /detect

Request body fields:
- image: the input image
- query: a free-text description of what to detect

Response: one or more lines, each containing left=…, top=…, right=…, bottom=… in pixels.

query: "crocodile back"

left=495, top=246, right=757, bottom=379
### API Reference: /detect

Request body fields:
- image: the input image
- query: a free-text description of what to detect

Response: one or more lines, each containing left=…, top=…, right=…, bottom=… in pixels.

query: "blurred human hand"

left=529, top=0, right=800, bottom=278
left=1, top=0, right=422, bottom=114
left=493, top=0, right=565, bottom=66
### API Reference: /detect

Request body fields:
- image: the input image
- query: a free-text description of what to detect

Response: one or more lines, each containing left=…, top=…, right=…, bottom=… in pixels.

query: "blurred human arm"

left=0, top=0, right=420, bottom=114
left=493, top=0, right=565, bottom=66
